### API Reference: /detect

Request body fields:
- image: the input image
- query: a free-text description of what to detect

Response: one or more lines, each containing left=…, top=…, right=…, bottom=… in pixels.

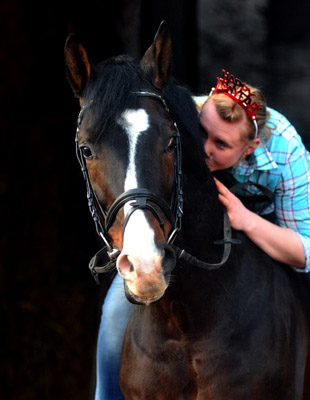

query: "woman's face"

left=200, top=99, right=255, bottom=171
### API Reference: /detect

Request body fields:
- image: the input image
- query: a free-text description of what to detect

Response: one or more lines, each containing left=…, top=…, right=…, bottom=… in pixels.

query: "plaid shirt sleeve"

left=233, top=108, right=310, bottom=273
left=274, top=142, right=310, bottom=273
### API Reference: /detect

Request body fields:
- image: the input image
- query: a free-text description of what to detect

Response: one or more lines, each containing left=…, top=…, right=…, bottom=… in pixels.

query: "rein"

left=75, top=91, right=243, bottom=283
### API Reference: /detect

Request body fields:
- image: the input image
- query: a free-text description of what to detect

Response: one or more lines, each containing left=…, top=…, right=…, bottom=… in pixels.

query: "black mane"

left=164, top=79, right=205, bottom=158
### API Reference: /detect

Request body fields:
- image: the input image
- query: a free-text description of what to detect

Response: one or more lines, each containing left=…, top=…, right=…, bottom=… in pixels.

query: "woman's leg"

left=95, top=274, right=134, bottom=400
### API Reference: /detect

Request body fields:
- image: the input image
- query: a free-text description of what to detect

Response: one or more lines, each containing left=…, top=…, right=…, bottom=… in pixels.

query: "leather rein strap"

left=172, top=211, right=240, bottom=271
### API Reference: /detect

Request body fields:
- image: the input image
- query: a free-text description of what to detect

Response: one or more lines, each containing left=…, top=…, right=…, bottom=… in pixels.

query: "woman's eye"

left=216, top=140, right=226, bottom=148
left=81, top=146, right=93, bottom=159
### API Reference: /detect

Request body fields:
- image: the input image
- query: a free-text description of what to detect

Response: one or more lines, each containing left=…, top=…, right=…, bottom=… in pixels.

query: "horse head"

left=65, top=22, right=183, bottom=305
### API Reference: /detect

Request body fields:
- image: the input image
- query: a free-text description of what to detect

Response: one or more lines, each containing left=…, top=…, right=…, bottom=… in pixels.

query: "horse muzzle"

left=116, top=243, right=176, bottom=305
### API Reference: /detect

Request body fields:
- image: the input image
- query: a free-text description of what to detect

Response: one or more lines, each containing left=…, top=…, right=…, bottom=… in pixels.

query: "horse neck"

left=153, top=134, right=229, bottom=327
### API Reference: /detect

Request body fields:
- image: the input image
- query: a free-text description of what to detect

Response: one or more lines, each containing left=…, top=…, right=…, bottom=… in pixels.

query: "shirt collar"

left=232, top=146, right=278, bottom=176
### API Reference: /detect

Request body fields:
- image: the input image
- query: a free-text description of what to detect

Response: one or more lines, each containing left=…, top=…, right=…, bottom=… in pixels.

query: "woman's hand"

left=213, top=178, right=306, bottom=268
left=214, top=178, right=253, bottom=231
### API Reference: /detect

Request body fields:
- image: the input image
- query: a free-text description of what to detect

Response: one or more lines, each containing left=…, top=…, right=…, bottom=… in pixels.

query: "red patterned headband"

left=212, top=69, right=259, bottom=137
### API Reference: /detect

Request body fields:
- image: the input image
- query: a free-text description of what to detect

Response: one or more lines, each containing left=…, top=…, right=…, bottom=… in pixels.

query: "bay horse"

left=65, top=21, right=310, bottom=399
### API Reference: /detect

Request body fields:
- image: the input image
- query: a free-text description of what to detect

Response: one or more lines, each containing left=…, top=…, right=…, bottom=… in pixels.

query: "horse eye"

left=81, top=146, right=93, bottom=159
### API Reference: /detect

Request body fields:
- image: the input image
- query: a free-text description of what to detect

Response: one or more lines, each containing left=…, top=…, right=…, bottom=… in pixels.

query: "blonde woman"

left=195, top=70, right=310, bottom=273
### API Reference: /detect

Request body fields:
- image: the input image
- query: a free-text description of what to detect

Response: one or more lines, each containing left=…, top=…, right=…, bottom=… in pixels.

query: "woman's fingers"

left=218, top=193, right=229, bottom=207
left=214, top=177, right=230, bottom=198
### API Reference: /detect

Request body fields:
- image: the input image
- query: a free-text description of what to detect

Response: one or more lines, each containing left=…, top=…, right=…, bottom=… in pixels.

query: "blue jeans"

left=95, top=274, right=134, bottom=400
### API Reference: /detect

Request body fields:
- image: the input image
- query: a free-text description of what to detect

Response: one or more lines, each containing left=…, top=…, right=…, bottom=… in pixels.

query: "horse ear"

left=140, top=20, right=172, bottom=90
left=64, top=34, right=91, bottom=98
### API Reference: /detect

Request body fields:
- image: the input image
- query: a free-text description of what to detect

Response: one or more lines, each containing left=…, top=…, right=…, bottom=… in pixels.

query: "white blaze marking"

left=117, top=109, right=161, bottom=270
left=121, top=109, right=148, bottom=192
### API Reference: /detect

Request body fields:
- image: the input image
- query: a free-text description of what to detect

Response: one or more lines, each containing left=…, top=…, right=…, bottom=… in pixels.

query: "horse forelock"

left=82, top=55, right=145, bottom=143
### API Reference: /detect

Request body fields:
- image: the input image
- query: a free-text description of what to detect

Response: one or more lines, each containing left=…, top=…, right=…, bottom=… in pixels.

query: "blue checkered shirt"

left=231, top=108, right=310, bottom=273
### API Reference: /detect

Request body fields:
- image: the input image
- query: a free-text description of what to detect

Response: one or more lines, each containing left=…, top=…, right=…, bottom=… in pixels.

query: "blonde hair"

left=205, top=85, right=271, bottom=145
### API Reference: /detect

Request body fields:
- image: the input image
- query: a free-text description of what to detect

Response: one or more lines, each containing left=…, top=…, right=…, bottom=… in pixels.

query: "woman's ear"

left=244, top=138, right=260, bottom=156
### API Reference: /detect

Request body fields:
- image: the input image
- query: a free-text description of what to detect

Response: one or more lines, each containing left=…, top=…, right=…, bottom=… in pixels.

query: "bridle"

left=75, top=92, right=183, bottom=252
left=75, top=90, right=240, bottom=284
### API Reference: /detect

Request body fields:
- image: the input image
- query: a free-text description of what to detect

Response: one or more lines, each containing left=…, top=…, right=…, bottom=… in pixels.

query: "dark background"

left=1, top=1, right=309, bottom=398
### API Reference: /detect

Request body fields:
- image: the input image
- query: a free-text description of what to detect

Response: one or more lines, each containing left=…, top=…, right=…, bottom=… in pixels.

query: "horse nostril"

left=117, top=253, right=135, bottom=277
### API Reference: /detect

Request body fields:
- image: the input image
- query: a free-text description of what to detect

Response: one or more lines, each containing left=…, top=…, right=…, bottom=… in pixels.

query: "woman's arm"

left=214, top=178, right=306, bottom=268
